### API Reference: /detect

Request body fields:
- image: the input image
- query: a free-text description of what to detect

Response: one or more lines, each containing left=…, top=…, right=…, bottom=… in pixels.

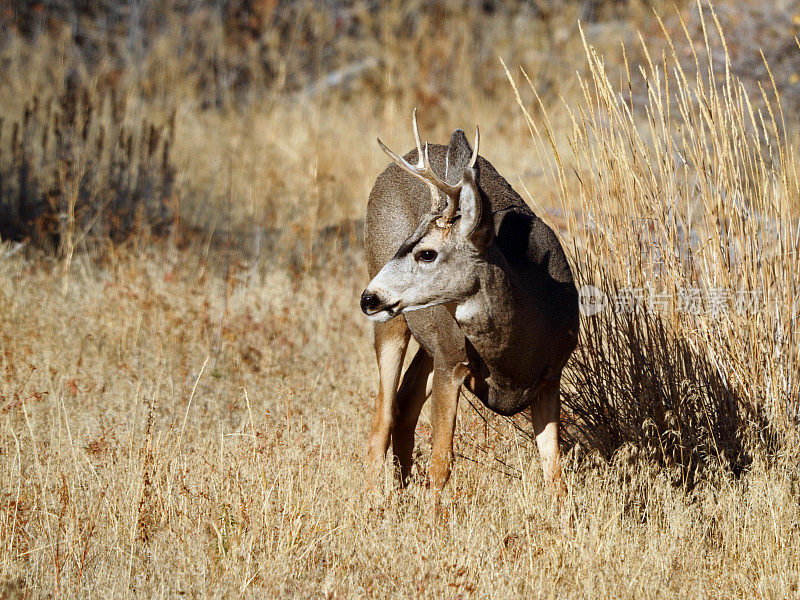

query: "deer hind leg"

left=428, top=366, right=462, bottom=490
left=392, top=347, right=434, bottom=485
left=366, top=318, right=411, bottom=481
left=529, top=377, right=567, bottom=504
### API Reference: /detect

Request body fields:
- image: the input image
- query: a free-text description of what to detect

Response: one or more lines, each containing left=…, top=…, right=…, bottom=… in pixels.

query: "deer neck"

left=450, top=248, right=543, bottom=389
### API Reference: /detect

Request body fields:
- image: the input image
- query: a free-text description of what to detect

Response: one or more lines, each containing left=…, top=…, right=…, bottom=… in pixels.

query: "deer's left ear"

left=458, top=168, right=493, bottom=250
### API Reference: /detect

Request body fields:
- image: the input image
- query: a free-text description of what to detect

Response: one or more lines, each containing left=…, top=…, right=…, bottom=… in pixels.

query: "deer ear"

left=458, top=168, right=493, bottom=249
left=445, top=129, right=473, bottom=183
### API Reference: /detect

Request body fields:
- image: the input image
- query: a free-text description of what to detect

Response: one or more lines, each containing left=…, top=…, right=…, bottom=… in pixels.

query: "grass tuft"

left=0, top=78, right=176, bottom=253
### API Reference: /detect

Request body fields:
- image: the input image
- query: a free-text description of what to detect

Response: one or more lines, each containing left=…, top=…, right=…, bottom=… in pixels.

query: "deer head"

left=360, top=111, right=493, bottom=322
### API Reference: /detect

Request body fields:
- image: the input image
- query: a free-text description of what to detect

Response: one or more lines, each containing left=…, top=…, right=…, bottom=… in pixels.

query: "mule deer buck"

left=360, top=111, right=579, bottom=500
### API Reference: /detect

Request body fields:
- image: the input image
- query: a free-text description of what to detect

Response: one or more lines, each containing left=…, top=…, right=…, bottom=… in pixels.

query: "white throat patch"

left=454, top=296, right=482, bottom=324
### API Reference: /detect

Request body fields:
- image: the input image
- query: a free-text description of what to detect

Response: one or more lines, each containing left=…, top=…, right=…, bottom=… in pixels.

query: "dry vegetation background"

left=1, top=1, right=800, bottom=598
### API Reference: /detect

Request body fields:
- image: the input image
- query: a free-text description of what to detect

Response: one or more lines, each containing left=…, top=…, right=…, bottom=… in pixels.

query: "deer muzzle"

left=360, top=289, right=400, bottom=321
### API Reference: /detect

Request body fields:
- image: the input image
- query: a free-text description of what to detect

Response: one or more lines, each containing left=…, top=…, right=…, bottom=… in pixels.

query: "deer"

left=360, top=110, right=579, bottom=503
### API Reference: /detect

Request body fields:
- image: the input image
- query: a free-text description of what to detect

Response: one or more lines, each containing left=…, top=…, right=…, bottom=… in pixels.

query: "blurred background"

left=2, top=0, right=799, bottom=255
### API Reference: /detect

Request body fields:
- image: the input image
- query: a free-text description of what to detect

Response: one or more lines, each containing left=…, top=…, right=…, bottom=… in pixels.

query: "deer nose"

left=360, top=290, right=382, bottom=314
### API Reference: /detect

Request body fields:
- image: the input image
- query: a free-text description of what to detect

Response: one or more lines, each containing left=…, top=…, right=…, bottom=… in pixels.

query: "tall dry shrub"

left=507, top=2, right=798, bottom=482
left=0, top=76, right=175, bottom=253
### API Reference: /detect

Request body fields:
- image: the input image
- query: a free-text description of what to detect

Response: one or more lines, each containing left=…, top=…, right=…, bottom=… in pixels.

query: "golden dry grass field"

left=1, top=1, right=800, bottom=598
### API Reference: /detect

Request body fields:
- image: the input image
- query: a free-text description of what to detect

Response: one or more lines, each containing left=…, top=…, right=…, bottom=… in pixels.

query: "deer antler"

left=377, top=109, right=479, bottom=216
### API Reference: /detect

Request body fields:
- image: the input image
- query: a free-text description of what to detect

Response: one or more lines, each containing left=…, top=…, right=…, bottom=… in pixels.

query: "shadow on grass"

left=561, top=274, right=778, bottom=489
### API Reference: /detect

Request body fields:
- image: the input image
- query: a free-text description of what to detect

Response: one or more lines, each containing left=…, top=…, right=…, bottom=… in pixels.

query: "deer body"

left=362, top=115, right=579, bottom=495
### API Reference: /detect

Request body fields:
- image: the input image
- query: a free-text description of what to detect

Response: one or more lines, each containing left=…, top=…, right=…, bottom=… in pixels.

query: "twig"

left=2, top=240, right=28, bottom=259
left=178, top=356, right=209, bottom=451
left=296, top=57, right=380, bottom=98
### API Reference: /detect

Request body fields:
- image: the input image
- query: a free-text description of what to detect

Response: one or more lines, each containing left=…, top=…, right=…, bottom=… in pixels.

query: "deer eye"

left=416, top=249, right=438, bottom=263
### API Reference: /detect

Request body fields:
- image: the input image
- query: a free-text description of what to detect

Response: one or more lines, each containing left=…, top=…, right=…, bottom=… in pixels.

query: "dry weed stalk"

left=0, top=80, right=176, bottom=255
left=506, top=1, right=798, bottom=480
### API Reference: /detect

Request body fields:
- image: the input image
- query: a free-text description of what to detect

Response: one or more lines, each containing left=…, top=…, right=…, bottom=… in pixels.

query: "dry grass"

left=2, top=1, right=800, bottom=598
left=506, top=3, right=800, bottom=483
left=2, top=248, right=799, bottom=598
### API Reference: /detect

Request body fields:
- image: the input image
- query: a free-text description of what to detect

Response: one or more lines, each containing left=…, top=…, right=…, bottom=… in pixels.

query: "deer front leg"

left=366, top=318, right=411, bottom=483
left=529, top=377, right=567, bottom=505
left=392, top=348, right=434, bottom=485
left=428, top=366, right=462, bottom=490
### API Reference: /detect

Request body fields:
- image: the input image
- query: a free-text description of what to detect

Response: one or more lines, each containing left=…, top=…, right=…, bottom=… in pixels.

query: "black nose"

left=360, top=290, right=382, bottom=314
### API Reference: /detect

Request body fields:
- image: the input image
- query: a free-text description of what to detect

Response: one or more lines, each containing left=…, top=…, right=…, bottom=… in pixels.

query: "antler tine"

left=411, top=108, right=424, bottom=167
left=412, top=112, right=444, bottom=209
left=377, top=110, right=463, bottom=208
left=376, top=111, right=484, bottom=221
left=414, top=112, right=460, bottom=198
left=377, top=136, right=443, bottom=209
left=421, top=142, right=452, bottom=213
left=468, top=125, right=480, bottom=169
left=418, top=141, right=445, bottom=210
left=422, top=142, right=461, bottom=198
left=376, top=137, right=423, bottom=179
